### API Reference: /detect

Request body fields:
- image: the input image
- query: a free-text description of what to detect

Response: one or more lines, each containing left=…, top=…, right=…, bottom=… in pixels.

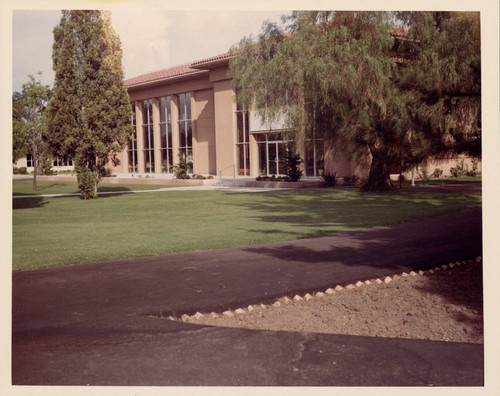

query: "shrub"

left=173, top=154, right=192, bottom=179
left=321, top=172, right=337, bottom=187
left=432, top=168, right=443, bottom=178
left=13, top=167, right=28, bottom=175
left=76, top=168, right=98, bottom=200
left=342, top=175, right=359, bottom=186
left=420, top=165, right=429, bottom=180
left=285, top=149, right=303, bottom=182
left=465, top=159, right=479, bottom=176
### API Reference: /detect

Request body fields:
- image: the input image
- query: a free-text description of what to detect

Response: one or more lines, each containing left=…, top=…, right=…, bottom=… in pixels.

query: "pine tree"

left=45, top=10, right=133, bottom=199
left=12, top=73, right=52, bottom=191
left=230, top=11, right=480, bottom=191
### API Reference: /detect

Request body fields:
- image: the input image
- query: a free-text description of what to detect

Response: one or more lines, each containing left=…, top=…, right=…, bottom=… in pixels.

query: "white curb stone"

left=375, top=279, right=382, bottom=284
left=294, top=295, right=303, bottom=301
left=325, top=288, right=335, bottom=295
left=402, top=272, right=409, bottom=277
left=355, top=281, right=364, bottom=287
left=364, top=280, right=372, bottom=285
left=418, top=270, right=425, bottom=276
left=272, top=301, right=281, bottom=308
left=247, top=305, right=254, bottom=312
left=168, top=316, right=176, bottom=321
left=346, top=284, right=356, bottom=289
left=449, top=263, right=455, bottom=269
left=434, top=267, right=440, bottom=271
left=335, top=285, right=344, bottom=291
left=384, top=276, right=392, bottom=284
left=315, top=292, right=325, bottom=298
left=392, top=275, right=400, bottom=280
left=181, top=314, right=190, bottom=321
left=235, top=308, right=246, bottom=315
left=281, top=297, right=292, bottom=304
left=409, top=271, right=417, bottom=276
left=441, top=265, right=448, bottom=270
left=304, top=293, right=313, bottom=301
left=194, top=312, right=203, bottom=320
left=428, top=269, right=434, bottom=274
left=222, top=310, right=234, bottom=318
left=210, top=312, right=219, bottom=318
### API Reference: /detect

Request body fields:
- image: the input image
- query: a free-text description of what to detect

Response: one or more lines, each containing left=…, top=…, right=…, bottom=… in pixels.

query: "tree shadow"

left=412, top=262, right=483, bottom=338
left=12, top=197, right=48, bottom=210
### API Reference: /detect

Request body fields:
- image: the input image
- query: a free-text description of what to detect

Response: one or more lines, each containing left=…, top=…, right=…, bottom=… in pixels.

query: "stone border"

left=169, top=256, right=482, bottom=322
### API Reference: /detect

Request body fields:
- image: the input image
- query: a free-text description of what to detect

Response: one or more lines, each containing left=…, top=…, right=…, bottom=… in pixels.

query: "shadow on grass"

left=224, top=189, right=482, bottom=233
left=13, top=196, right=48, bottom=210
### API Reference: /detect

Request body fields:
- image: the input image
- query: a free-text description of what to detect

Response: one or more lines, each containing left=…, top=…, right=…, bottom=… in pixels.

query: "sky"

left=12, top=9, right=288, bottom=92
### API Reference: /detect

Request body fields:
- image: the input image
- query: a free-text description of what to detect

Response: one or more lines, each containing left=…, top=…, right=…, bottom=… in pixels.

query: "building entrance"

left=256, top=133, right=289, bottom=176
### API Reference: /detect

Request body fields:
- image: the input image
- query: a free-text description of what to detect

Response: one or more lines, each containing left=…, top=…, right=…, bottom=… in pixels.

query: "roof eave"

left=126, top=69, right=209, bottom=90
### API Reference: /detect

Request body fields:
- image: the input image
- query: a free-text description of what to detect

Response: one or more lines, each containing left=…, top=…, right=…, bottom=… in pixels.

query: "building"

left=14, top=34, right=480, bottom=181
left=113, top=52, right=365, bottom=179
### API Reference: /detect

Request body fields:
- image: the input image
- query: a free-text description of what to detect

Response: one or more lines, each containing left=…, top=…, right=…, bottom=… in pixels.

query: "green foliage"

left=432, top=168, right=443, bottom=178
left=44, top=11, right=133, bottom=198
left=285, top=147, right=303, bottom=182
left=172, top=154, right=192, bottom=179
left=13, top=167, right=28, bottom=175
left=420, top=165, right=429, bottom=180
left=341, top=175, right=360, bottom=186
left=321, top=172, right=338, bottom=187
left=12, top=73, right=52, bottom=190
left=76, top=167, right=98, bottom=200
left=230, top=11, right=481, bottom=192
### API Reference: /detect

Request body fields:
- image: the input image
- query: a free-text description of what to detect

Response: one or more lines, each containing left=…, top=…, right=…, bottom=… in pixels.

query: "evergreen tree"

left=230, top=11, right=480, bottom=191
left=12, top=73, right=52, bottom=191
left=396, top=12, right=481, bottom=161
left=45, top=10, right=133, bottom=199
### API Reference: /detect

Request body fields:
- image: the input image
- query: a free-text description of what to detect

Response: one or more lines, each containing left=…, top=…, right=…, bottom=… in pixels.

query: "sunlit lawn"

left=12, top=187, right=481, bottom=271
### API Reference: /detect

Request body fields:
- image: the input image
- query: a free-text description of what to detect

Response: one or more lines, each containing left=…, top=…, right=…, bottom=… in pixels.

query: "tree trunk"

left=32, top=148, right=37, bottom=191
left=360, top=151, right=394, bottom=192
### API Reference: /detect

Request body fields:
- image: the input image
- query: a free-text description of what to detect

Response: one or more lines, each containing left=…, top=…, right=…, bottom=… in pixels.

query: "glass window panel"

left=161, top=124, right=167, bottom=147
left=160, top=97, right=166, bottom=122
left=186, top=93, right=191, bottom=120
left=187, top=122, right=192, bottom=147
left=180, top=122, right=186, bottom=148
left=179, top=94, right=185, bottom=120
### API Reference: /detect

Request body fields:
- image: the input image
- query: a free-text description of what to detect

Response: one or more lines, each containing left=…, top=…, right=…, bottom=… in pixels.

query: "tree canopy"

left=229, top=11, right=481, bottom=191
left=45, top=10, right=132, bottom=199
left=12, top=73, right=52, bottom=190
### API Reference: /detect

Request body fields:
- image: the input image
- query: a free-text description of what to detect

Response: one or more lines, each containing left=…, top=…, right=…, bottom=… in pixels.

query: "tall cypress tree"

left=45, top=10, right=132, bottom=199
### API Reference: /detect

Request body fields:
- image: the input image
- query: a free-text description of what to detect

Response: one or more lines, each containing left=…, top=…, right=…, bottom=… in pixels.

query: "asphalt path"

left=12, top=205, right=483, bottom=386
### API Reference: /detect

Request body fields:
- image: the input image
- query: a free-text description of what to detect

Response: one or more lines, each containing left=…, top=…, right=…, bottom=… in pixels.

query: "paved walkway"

left=12, top=204, right=483, bottom=386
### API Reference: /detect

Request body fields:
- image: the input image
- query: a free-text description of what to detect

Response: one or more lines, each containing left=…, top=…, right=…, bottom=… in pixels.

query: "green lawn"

left=12, top=180, right=168, bottom=196
left=12, top=188, right=481, bottom=271
left=401, top=176, right=482, bottom=186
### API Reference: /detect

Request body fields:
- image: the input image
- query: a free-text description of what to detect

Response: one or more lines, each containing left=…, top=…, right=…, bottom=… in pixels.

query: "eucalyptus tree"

left=45, top=10, right=133, bottom=199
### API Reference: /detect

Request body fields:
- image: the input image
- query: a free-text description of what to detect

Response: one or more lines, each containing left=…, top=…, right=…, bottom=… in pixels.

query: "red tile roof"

left=125, top=52, right=234, bottom=88
left=124, top=62, right=208, bottom=88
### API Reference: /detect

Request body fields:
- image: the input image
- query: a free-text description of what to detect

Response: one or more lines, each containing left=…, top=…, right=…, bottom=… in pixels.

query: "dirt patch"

left=180, top=259, right=483, bottom=344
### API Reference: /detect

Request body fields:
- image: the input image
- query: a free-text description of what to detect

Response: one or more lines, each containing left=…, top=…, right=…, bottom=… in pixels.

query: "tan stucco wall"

left=213, top=79, right=236, bottom=176
left=193, top=89, right=216, bottom=174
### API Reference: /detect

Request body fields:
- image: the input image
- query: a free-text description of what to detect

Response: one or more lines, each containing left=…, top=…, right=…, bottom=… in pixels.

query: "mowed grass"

left=12, top=188, right=481, bottom=270
left=13, top=179, right=167, bottom=196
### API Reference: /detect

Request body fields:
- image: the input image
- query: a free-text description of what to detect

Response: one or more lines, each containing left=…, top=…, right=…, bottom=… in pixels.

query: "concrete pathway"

left=12, top=206, right=483, bottom=386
